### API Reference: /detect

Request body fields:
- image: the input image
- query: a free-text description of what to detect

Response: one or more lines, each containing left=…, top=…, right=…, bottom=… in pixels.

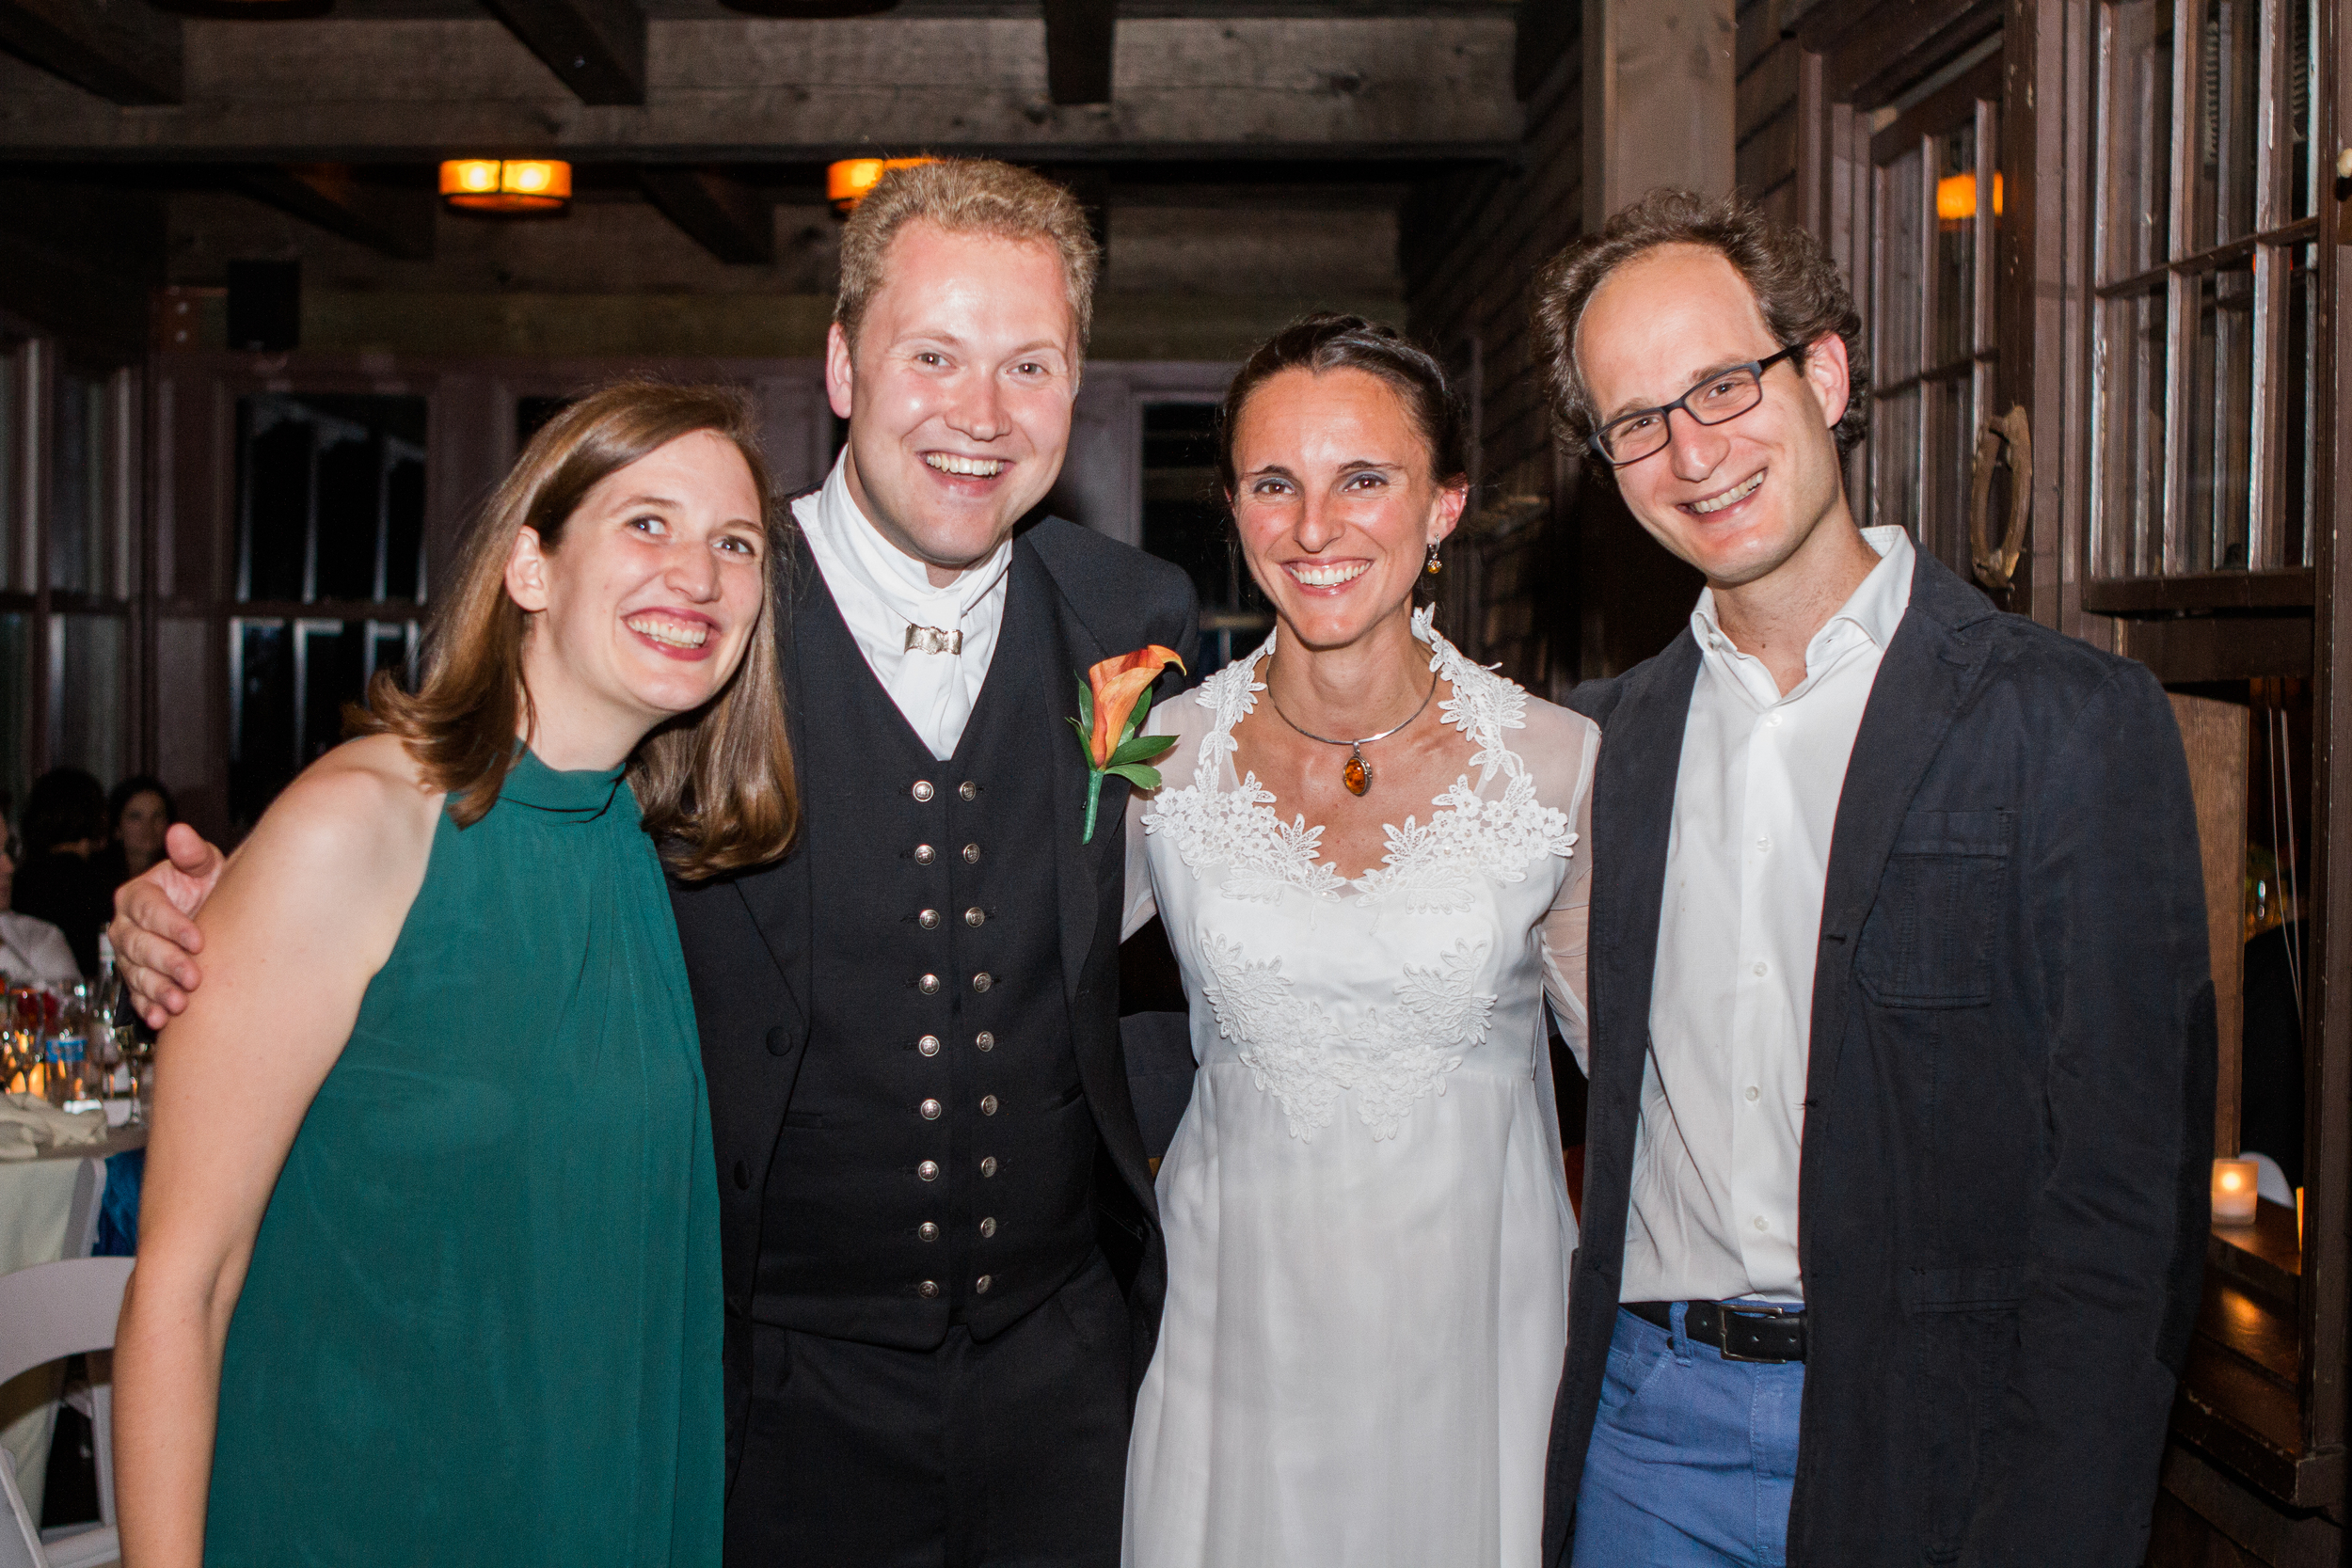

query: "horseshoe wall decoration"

left=1969, top=404, right=2032, bottom=594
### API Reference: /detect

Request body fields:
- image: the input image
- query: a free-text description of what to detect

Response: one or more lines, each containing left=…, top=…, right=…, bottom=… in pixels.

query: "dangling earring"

left=1424, top=542, right=1443, bottom=576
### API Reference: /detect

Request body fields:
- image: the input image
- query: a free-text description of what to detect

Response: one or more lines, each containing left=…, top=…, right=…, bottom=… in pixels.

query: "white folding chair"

left=0, top=1259, right=133, bottom=1568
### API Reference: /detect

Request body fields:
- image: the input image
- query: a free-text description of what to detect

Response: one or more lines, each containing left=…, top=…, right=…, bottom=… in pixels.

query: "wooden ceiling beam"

left=0, top=0, right=180, bottom=105
left=638, top=167, right=774, bottom=264
left=481, top=0, right=646, bottom=106
left=0, top=15, right=1518, bottom=159
left=1043, top=0, right=1115, bottom=106
left=239, top=164, right=436, bottom=260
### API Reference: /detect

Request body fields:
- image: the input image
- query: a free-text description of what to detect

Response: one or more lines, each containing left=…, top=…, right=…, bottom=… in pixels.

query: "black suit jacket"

left=1546, top=548, right=2215, bottom=1567
left=672, top=515, right=1198, bottom=1475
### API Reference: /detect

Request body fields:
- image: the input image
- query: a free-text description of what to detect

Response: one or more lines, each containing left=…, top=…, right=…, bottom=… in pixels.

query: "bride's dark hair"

left=1215, top=314, right=1469, bottom=498
left=1215, top=314, right=1470, bottom=606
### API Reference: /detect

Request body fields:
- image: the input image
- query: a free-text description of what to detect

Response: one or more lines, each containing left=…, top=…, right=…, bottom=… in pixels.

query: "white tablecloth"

left=0, top=1125, right=144, bottom=1525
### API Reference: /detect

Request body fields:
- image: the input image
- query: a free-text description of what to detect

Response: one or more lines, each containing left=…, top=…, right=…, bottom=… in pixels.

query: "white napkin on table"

left=0, top=1092, right=108, bottom=1160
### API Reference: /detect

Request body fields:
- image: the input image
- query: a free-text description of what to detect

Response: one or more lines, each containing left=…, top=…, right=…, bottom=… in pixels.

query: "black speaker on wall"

left=226, top=259, right=301, bottom=353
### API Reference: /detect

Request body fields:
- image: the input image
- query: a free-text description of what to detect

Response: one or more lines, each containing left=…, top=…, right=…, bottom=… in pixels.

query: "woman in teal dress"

left=112, top=382, right=797, bottom=1567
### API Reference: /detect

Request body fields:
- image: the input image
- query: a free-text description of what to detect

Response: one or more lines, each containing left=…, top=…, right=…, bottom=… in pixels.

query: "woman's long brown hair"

left=348, top=379, right=797, bottom=879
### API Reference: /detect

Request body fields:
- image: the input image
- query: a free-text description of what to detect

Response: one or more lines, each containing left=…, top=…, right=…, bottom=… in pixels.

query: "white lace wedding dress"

left=1120, top=610, right=1596, bottom=1568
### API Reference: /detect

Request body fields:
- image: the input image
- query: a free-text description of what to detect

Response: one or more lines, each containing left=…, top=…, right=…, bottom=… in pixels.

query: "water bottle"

left=52, top=982, right=97, bottom=1114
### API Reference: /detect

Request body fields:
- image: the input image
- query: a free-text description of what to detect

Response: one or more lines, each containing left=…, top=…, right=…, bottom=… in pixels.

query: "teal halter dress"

left=204, top=752, right=723, bottom=1566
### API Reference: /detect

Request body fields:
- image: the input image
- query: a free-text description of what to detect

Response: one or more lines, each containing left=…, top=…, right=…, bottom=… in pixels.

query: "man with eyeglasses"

left=1533, top=188, right=2213, bottom=1567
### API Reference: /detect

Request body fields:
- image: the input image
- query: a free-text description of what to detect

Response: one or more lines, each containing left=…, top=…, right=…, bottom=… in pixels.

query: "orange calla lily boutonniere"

left=1072, top=645, right=1187, bottom=842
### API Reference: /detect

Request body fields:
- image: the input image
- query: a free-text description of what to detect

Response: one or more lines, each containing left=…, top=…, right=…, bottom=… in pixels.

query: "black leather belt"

left=1625, top=1300, right=1808, bottom=1363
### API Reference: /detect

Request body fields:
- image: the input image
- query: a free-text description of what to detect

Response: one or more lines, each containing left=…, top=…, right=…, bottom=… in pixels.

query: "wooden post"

left=1582, top=0, right=1738, bottom=230
left=2170, top=691, right=2249, bottom=1157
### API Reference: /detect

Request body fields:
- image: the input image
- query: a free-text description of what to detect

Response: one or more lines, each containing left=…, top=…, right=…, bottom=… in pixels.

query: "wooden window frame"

left=2083, top=0, right=2329, bottom=610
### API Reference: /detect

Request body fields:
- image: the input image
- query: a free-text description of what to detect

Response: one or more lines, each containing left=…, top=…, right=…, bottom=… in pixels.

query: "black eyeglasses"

left=1587, top=344, right=1807, bottom=467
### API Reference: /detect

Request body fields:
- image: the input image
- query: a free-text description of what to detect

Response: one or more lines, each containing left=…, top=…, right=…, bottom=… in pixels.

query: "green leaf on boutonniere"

left=1104, top=763, right=1165, bottom=790
left=1110, top=733, right=1177, bottom=768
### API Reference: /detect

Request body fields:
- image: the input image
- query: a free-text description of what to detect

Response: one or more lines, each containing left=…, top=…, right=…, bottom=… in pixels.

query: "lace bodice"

left=1123, top=613, right=1597, bottom=1142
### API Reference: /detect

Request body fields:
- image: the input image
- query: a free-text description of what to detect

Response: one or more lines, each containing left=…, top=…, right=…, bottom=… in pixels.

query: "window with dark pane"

left=2088, top=0, right=2322, bottom=583
left=230, top=620, right=293, bottom=832
left=0, top=613, right=30, bottom=825
left=1865, top=70, right=1997, bottom=579
left=230, top=393, right=429, bottom=823
left=49, top=372, right=110, bottom=596
left=53, top=613, right=122, bottom=788
left=516, top=395, right=573, bottom=449
left=1139, top=402, right=1270, bottom=673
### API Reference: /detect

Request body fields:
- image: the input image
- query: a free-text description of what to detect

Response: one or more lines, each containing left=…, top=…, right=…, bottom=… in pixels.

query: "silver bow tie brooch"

left=904, top=624, right=963, bottom=656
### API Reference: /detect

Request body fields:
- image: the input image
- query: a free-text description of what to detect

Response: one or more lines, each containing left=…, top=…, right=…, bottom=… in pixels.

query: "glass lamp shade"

left=828, top=157, right=937, bottom=215
left=439, top=159, right=572, bottom=213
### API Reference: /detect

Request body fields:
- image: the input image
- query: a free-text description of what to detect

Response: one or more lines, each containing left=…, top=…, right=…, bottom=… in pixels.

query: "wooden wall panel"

left=1402, top=34, right=1589, bottom=697
left=2172, top=691, right=2251, bottom=1157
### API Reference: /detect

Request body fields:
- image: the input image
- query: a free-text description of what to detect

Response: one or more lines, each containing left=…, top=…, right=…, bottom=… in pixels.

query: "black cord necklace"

left=1263, top=666, right=1441, bottom=797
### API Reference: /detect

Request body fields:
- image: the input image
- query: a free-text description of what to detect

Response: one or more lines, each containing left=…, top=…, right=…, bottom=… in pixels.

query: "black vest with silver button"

left=746, top=557, right=1095, bottom=1347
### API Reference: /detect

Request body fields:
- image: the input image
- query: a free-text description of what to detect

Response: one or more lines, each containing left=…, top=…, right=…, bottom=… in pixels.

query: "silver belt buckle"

left=1715, top=1302, right=1798, bottom=1364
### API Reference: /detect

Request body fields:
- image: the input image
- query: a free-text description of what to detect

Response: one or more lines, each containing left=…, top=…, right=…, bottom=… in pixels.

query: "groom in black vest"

left=675, top=158, right=1194, bottom=1565
left=111, top=159, right=1197, bottom=1567
left=681, top=159, right=1193, bottom=1565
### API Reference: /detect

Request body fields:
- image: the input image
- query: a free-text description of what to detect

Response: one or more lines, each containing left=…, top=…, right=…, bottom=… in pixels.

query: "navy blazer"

left=1545, top=548, right=2215, bottom=1567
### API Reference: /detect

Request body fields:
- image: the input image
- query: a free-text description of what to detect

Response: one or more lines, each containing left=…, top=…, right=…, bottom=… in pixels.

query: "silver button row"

left=910, top=781, right=980, bottom=803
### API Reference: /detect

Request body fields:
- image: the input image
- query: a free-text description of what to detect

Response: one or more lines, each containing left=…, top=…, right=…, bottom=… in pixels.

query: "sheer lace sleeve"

left=1120, top=693, right=1205, bottom=943
left=1524, top=702, right=1599, bottom=1075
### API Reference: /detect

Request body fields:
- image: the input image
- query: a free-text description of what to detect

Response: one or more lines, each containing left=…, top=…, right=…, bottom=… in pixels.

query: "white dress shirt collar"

left=798, top=451, right=1013, bottom=638
left=1689, top=525, right=1915, bottom=711
left=791, top=451, right=1015, bottom=761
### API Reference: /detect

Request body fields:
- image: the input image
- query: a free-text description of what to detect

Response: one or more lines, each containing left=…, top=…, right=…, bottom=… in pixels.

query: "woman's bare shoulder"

left=233, top=735, right=444, bottom=892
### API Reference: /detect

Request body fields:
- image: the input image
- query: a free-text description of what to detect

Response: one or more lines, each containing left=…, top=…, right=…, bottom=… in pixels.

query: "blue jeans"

left=1570, top=1305, right=1806, bottom=1567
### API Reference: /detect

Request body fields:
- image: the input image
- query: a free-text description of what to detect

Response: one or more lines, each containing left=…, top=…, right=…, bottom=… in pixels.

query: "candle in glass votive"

left=2212, top=1158, right=2259, bottom=1225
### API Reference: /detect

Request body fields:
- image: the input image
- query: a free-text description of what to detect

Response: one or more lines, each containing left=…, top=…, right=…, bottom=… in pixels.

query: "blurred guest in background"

left=98, top=774, right=178, bottom=886
left=14, top=767, right=111, bottom=975
left=0, top=832, right=82, bottom=989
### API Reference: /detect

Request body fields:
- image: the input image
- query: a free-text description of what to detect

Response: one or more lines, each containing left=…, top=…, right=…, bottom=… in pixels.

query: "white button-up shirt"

left=1622, top=524, right=1915, bottom=1306
left=791, top=451, right=1013, bottom=760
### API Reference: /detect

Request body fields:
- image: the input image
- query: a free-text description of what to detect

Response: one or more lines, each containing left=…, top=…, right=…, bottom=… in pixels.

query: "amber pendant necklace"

left=1264, top=666, right=1441, bottom=797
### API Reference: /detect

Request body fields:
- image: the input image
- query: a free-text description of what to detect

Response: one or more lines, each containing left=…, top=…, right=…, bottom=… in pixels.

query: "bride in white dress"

left=1120, top=316, right=1597, bottom=1568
